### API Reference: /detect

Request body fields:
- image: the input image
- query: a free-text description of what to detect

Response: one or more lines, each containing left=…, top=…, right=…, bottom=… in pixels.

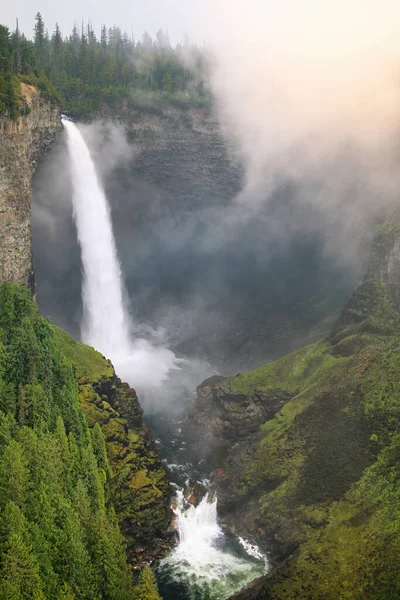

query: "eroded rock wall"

left=0, top=84, right=61, bottom=289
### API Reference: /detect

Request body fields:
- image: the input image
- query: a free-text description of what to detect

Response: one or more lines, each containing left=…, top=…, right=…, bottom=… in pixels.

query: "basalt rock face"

left=93, top=102, right=243, bottom=219
left=192, top=216, right=400, bottom=599
left=195, top=376, right=295, bottom=440
left=0, top=84, right=61, bottom=290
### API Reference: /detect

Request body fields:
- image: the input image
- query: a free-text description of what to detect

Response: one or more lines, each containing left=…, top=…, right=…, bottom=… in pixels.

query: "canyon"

left=2, top=84, right=400, bottom=600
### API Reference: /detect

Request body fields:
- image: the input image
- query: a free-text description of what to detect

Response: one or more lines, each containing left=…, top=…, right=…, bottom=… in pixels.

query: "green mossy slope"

left=51, top=325, right=114, bottom=383
left=228, top=340, right=341, bottom=396
left=224, top=220, right=400, bottom=599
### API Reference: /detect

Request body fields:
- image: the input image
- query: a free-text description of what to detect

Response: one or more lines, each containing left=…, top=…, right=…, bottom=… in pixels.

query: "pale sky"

left=1, top=0, right=208, bottom=43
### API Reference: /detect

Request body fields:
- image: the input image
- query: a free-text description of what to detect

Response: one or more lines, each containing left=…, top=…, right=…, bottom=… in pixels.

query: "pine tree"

left=133, top=565, right=162, bottom=600
left=51, top=23, right=62, bottom=77
left=0, top=25, right=10, bottom=73
left=33, top=13, right=45, bottom=71
left=91, top=422, right=112, bottom=480
left=13, top=19, right=21, bottom=73
left=0, top=503, right=44, bottom=600
left=0, top=439, right=30, bottom=508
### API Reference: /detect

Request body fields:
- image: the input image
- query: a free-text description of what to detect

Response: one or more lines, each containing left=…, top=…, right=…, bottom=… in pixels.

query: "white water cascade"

left=63, top=118, right=179, bottom=390
left=159, top=489, right=269, bottom=599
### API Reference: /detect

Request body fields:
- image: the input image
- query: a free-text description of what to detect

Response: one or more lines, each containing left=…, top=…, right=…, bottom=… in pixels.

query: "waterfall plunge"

left=63, top=119, right=179, bottom=390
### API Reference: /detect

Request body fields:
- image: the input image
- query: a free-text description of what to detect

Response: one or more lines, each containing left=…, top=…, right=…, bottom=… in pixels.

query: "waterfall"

left=158, top=489, right=269, bottom=599
left=174, top=490, right=222, bottom=563
left=63, top=119, right=179, bottom=390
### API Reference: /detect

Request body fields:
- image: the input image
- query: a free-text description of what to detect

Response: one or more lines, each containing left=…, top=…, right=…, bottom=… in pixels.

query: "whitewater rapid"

left=158, top=488, right=269, bottom=599
left=63, top=119, right=179, bottom=390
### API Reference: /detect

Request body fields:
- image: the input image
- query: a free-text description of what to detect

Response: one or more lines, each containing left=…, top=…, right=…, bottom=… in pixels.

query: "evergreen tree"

left=91, top=422, right=112, bottom=480
left=133, top=565, right=162, bottom=600
left=33, top=13, right=45, bottom=71
left=0, top=26, right=10, bottom=73
left=0, top=439, right=30, bottom=508
left=0, top=503, right=44, bottom=600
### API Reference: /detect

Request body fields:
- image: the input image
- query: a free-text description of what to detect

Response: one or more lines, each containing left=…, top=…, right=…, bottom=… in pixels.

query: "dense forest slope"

left=192, top=217, right=400, bottom=599
left=0, top=282, right=167, bottom=598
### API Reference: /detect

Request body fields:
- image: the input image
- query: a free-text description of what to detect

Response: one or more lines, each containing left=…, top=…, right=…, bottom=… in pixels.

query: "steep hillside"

left=52, top=325, right=172, bottom=564
left=0, top=282, right=167, bottom=598
left=192, top=216, right=400, bottom=599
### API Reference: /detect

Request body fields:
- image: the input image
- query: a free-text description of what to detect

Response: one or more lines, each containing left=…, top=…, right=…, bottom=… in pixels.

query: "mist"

left=203, top=0, right=400, bottom=261
left=32, top=118, right=357, bottom=384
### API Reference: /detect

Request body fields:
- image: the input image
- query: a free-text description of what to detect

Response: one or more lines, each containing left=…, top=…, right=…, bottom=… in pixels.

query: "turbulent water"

left=63, top=118, right=178, bottom=390
left=152, top=415, right=270, bottom=600
left=158, top=488, right=269, bottom=599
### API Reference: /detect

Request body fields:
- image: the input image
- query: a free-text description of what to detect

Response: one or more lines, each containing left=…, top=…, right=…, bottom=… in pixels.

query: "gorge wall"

left=0, top=84, right=61, bottom=290
left=191, top=215, right=400, bottom=599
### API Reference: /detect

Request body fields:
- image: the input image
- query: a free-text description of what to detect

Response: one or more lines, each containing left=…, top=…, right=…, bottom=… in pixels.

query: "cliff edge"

left=0, top=83, right=61, bottom=289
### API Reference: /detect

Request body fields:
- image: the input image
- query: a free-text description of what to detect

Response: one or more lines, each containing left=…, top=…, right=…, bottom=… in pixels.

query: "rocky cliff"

left=0, top=84, right=61, bottom=290
left=98, top=103, right=243, bottom=217
left=191, top=214, right=400, bottom=599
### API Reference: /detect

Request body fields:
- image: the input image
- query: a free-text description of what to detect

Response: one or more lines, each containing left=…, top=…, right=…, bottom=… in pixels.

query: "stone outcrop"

left=83, top=374, right=173, bottom=565
left=93, top=102, right=244, bottom=222
left=194, top=375, right=295, bottom=440
left=0, top=84, right=61, bottom=289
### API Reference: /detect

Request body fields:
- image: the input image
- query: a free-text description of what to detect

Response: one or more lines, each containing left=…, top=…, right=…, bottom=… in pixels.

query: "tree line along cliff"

left=0, top=15, right=210, bottom=119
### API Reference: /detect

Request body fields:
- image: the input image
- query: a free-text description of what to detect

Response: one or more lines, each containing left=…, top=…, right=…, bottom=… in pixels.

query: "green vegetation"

left=229, top=340, right=340, bottom=396
left=220, top=219, right=400, bottom=598
left=0, top=14, right=209, bottom=118
left=51, top=327, right=171, bottom=551
left=133, top=566, right=162, bottom=600
left=0, top=282, right=163, bottom=599
left=51, top=325, right=113, bottom=383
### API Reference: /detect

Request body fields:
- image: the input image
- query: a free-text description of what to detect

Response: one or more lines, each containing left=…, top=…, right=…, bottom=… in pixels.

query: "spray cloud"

left=201, top=0, right=400, bottom=260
